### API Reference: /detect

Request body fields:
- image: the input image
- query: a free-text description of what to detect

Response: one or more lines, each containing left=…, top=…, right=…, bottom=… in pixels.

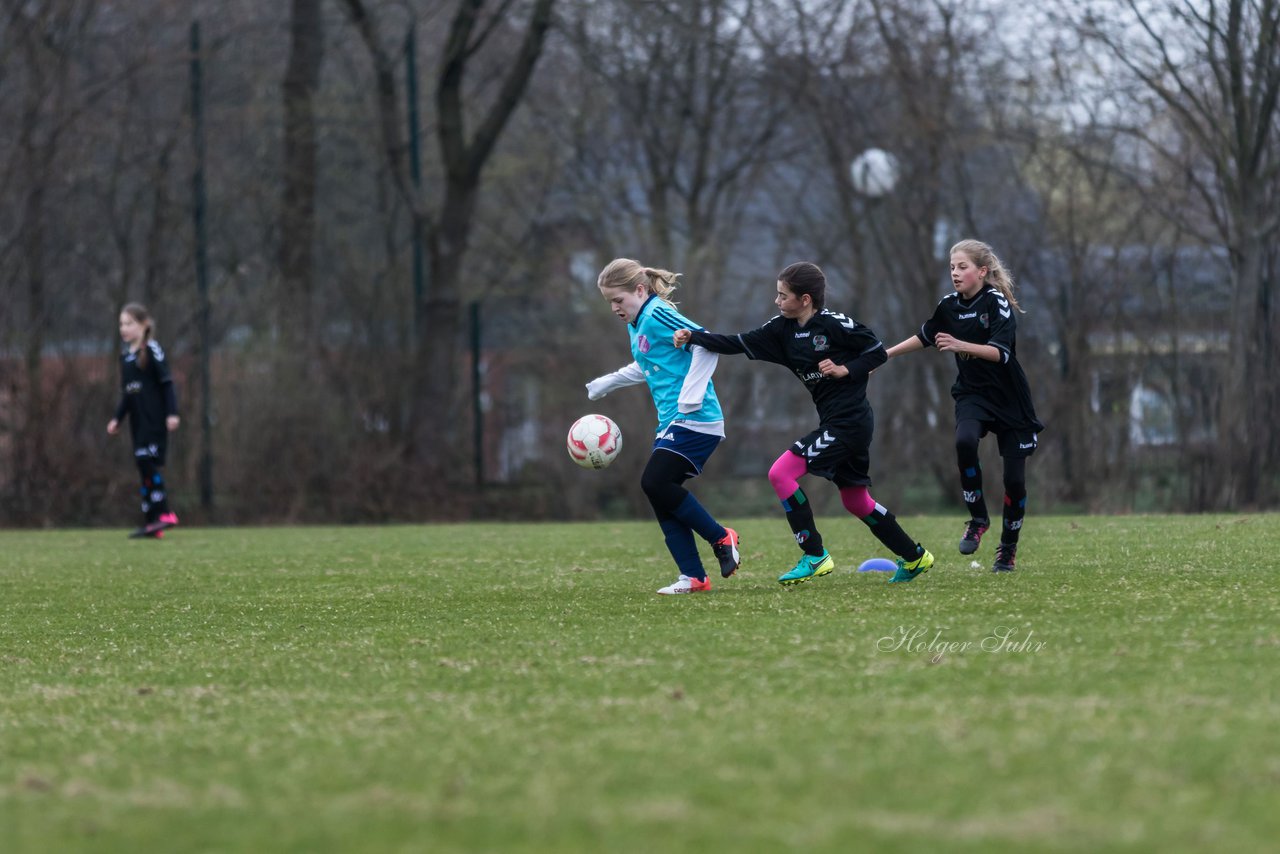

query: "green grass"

left=2, top=515, right=1277, bottom=853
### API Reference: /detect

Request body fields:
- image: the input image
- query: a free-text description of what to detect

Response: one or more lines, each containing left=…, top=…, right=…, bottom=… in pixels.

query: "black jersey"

left=113, top=340, right=178, bottom=447
left=918, top=286, right=1043, bottom=432
left=688, top=309, right=887, bottom=428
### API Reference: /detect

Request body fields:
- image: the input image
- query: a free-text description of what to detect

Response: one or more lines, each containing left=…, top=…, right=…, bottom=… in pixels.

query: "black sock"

left=137, top=458, right=166, bottom=523
left=1001, top=456, right=1027, bottom=547
left=859, top=504, right=923, bottom=561
left=781, top=488, right=824, bottom=556
left=956, top=419, right=988, bottom=522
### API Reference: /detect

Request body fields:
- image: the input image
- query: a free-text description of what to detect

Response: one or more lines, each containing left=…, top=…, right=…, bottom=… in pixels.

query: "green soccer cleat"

left=778, top=551, right=835, bottom=586
left=889, top=548, right=934, bottom=583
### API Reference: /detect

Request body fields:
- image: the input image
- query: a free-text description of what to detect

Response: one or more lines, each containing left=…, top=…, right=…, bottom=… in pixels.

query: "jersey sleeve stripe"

left=650, top=309, right=691, bottom=333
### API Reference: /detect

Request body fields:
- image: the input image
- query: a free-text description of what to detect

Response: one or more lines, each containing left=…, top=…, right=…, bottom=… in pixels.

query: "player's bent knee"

left=768, top=452, right=806, bottom=500
left=840, top=486, right=875, bottom=518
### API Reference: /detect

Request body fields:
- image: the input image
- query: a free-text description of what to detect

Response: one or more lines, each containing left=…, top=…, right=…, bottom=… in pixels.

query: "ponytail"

left=950, top=240, right=1022, bottom=313
left=597, top=258, right=681, bottom=306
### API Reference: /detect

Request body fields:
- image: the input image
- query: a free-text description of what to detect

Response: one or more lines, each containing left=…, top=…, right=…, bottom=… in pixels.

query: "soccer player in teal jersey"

left=586, top=258, right=740, bottom=595
left=674, top=262, right=934, bottom=585
left=887, top=240, right=1044, bottom=573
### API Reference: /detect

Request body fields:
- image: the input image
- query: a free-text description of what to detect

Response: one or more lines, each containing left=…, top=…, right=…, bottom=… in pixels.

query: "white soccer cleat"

left=656, top=574, right=712, bottom=595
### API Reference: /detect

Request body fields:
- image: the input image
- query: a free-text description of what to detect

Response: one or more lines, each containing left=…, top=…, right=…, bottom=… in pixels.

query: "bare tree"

left=279, top=0, right=325, bottom=349
left=562, top=0, right=789, bottom=318
left=3, top=2, right=93, bottom=521
left=340, top=0, right=557, bottom=482
left=1075, top=0, right=1280, bottom=507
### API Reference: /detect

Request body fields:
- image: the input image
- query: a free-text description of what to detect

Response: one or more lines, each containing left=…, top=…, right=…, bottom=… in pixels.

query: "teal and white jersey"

left=630, top=295, right=724, bottom=436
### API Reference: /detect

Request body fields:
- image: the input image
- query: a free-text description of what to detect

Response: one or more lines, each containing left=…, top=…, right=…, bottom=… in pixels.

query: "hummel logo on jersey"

left=1019, top=441, right=1036, bottom=449
left=826, top=311, right=856, bottom=331
left=958, top=312, right=977, bottom=319
left=794, top=331, right=811, bottom=338
left=804, top=431, right=835, bottom=458
left=126, top=381, right=143, bottom=394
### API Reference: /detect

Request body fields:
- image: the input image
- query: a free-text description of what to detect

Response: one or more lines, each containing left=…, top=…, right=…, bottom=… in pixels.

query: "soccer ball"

left=849, top=147, right=899, bottom=197
left=567, top=414, right=622, bottom=470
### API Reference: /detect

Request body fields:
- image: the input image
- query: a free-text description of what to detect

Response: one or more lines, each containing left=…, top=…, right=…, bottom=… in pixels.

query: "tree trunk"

left=279, top=0, right=324, bottom=350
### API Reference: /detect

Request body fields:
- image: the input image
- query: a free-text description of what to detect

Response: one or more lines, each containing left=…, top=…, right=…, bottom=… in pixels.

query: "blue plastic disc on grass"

left=857, top=557, right=897, bottom=573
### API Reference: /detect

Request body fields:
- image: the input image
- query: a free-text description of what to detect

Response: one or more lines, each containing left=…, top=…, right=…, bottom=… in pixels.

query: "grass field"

left=2, top=515, right=1277, bottom=853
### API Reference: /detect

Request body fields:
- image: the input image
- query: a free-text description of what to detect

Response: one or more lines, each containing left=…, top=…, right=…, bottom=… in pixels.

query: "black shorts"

left=133, top=440, right=168, bottom=467
left=955, top=397, right=1039, bottom=459
left=790, top=417, right=873, bottom=488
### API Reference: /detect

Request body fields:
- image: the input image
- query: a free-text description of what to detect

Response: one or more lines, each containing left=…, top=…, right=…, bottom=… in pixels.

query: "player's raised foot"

left=159, top=512, right=180, bottom=529
left=889, top=548, right=934, bottom=583
left=992, top=543, right=1017, bottom=573
left=712, top=528, right=741, bottom=578
left=128, top=520, right=168, bottom=540
left=778, top=551, right=835, bottom=586
left=959, top=519, right=988, bottom=555
left=657, top=575, right=712, bottom=595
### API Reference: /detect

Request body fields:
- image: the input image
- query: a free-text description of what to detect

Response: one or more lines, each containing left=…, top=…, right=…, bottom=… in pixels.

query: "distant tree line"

left=1, top=0, right=1277, bottom=526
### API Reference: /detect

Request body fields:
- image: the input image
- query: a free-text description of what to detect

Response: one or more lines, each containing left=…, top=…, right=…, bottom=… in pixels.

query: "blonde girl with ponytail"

left=886, top=240, right=1044, bottom=573
left=585, top=258, right=740, bottom=595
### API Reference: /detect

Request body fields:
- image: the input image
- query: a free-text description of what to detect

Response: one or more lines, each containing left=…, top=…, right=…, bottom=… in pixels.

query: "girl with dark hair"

left=587, top=258, right=740, bottom=595
left=674, top=262, right=933, bottom=585
left=106, top=303, right=181, bottom=539
left=886, top=240, right=1044, bottom=573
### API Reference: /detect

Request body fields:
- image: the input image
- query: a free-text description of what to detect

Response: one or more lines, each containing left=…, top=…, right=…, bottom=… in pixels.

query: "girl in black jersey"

left=886, top=240, right=1044, bottom=572
left=674, top=262, right=934, bottom=585
left=106, top=303, right=181, bottom=539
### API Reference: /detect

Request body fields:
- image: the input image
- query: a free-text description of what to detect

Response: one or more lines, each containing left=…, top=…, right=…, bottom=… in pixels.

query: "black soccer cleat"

left=128, top=520, right=169, bottom=540
left=959, top=519, right=989, bottom=555
left=992, top=542, right=1017, bottom=573
left=713, top=528, right=741, bottom=578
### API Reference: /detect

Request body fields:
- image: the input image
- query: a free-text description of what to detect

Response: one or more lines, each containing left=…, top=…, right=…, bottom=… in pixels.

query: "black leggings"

left=639, top=449, right=696, bottom=520
left=135, top=455, right=171, bottom=522
left=955, top=419, right=1027, bottom=543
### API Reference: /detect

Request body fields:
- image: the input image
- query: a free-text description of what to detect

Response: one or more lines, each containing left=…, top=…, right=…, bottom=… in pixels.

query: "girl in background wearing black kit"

left=106, top=303, right=181, bottom=539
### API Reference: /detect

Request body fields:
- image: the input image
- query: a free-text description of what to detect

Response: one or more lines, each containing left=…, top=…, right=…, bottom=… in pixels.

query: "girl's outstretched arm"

left=885, top=335, right=925, bottom=358
left=586, top=362, right=645, bottom=400
left=673, top=328, right=750, bottom=356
